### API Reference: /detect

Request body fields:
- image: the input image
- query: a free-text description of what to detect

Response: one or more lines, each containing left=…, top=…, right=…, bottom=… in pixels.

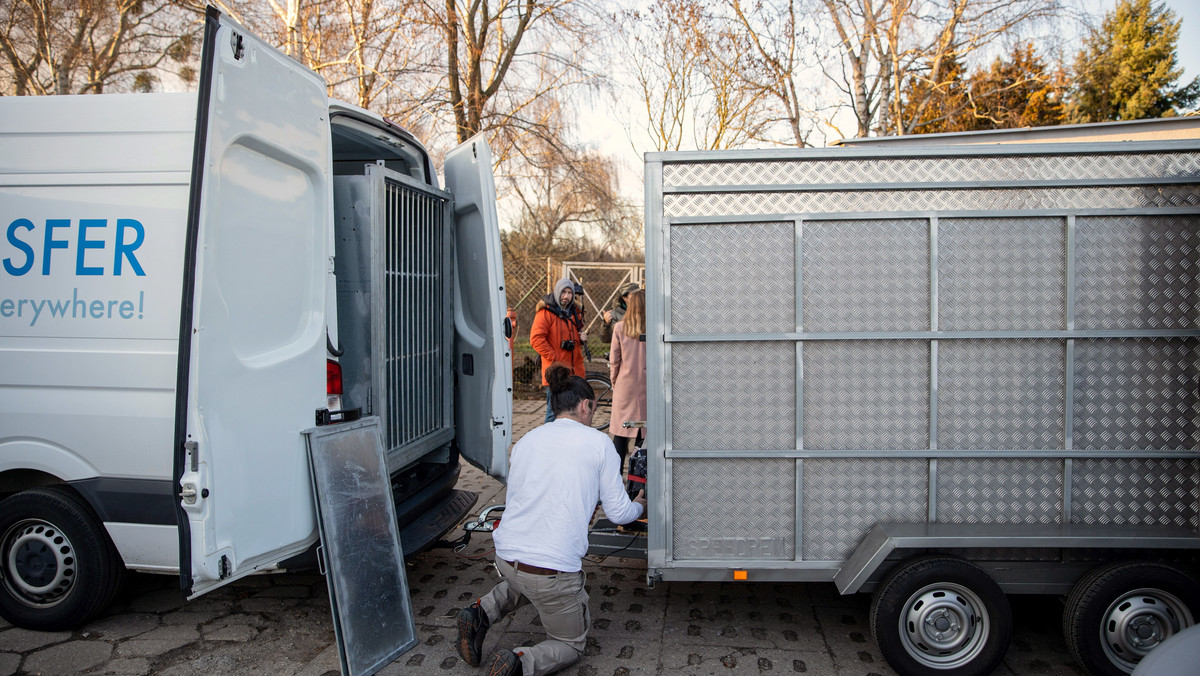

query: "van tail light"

left=327, top=359, right=344, bottom=395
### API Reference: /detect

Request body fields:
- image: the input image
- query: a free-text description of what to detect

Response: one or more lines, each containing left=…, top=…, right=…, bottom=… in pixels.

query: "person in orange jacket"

left=531, top=278, right=587, bottom=422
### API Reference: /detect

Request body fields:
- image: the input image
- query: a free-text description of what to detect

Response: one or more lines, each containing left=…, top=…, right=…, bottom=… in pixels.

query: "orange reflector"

left=733, top=570, right=748, bottom=581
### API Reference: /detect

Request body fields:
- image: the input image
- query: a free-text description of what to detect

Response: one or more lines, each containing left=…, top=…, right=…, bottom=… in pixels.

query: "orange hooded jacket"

left=530, top=295, right=586, bottom=386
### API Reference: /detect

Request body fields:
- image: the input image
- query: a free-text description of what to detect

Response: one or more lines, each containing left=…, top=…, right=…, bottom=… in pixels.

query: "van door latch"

left=180, top=483, right=198, bottom=505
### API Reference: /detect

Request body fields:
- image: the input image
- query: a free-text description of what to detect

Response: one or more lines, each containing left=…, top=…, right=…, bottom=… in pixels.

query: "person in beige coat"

left=608, top=290, right=647, bottom=469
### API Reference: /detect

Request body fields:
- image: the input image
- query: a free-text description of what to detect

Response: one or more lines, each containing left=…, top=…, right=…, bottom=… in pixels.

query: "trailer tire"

left=0, top=487, right=125, bottom=631
left=1063, top=561, right=1200, bottom=676
left=870, top=555, right=1011, bottom=676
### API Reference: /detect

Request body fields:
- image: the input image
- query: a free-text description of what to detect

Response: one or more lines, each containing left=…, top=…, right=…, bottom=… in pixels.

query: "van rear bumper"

left=399, top=488, right=477, bottom=557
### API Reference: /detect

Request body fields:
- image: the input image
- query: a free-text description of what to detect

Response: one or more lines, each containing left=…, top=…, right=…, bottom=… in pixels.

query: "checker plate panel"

left=803, top=341, right=930, bottom=451
left=671, top=222, right=795, bottom=335
left=662, top=152, right=1200, bottom=187
left=939, top=217, right=1065, bottom=331
left=1075, top=215, right=1200, bottom=330
left=663, top=186, right=1200, bottom=218
left=1072, top=459, right=1200, bottom=530
left=802, top=219, right=928, bottom=332
left=938, top=340, right=1065, bottom=450
left=803, top=459, right=928, bottom=562
left=672, top=458, right=796, bottom=560
left=670, top=342, right=796, bottom=451
left=1074, top=339, right=1200, bottom=451
left=937, top=459, right=1062, bottom=524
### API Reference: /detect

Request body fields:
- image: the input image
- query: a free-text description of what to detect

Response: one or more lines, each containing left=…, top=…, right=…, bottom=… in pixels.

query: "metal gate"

left=645, top=142, right=1200, bottom=583
left=562, top=261, right=645, bottom=338
left=334, top=166, right=454, bottom=472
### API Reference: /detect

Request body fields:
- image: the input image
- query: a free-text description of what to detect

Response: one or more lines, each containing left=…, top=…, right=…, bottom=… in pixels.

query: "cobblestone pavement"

left=0, top=400, right=1085, bottom=676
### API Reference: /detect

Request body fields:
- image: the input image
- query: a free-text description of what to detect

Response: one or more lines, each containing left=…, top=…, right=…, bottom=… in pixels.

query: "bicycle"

left=585, top=372, right=613, bottom=431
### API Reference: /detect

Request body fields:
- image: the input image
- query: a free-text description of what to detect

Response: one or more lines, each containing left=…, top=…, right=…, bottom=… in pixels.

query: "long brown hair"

left=622, top=290, right=645, bottom=338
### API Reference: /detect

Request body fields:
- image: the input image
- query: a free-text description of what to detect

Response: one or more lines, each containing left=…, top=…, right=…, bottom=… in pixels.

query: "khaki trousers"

left=478, top=557, right=589, bottom=676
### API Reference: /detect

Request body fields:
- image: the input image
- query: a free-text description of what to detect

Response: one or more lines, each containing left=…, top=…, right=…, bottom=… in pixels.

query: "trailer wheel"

left=0, top=487, right=125, bottom=631
left=1063, top=561, right=1200, bottom=676
left=870, top=555, right=1011, bottom=676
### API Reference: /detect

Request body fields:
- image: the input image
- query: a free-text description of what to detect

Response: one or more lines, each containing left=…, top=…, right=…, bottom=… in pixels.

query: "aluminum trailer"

left=640, top=120, right=1200, bottom=676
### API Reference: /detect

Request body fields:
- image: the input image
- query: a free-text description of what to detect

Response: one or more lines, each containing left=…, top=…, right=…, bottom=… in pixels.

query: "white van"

left=0, top=8, right=510, bottom=631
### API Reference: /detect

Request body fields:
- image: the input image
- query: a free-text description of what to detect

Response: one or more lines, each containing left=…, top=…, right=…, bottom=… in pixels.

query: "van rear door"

left=444, top=137, right=511, bottom=480
left=174, top=8, right=331, bottom=597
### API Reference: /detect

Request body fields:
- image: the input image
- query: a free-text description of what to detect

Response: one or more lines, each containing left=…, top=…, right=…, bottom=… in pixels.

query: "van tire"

left=0, top=487, right=125, bottom=631
left=1063, top=561, right=1200, bottom=676
left=870, top=555, right=1011, bottom=676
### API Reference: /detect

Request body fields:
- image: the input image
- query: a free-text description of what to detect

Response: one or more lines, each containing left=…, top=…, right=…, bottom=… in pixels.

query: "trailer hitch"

left=464, top=504, right=505, bottom=532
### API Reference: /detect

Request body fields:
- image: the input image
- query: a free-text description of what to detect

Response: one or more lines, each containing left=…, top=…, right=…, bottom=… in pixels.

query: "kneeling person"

left=457, top=364, right=647, bottom=676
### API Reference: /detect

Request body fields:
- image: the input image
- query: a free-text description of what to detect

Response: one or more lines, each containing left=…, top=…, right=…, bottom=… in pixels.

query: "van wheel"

left=0, top=487, right=125, bottom=630
left=1063, top=561, right=1200, bottom=676
left=870, top=555, right=1012, bottom=676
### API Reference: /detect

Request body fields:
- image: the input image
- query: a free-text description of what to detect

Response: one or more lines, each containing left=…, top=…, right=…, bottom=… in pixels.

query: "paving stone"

left=240, top=596, right=303, bottom=613
left=0, top=627, right=71, bottom=652
left=23, top=640, right=112, bottom=674
left=127, top=588, right=189, bottom=613
left=160, top=609, right=224, bottom=626
left=202, top=613, right=269, bottom=631
left=86, top=613, right=160, bottom=640
left=293, top=644, right=341, bottom=676
left=659, top=643, right=838, bottom=675
left=255, top=585, right=313, bottom=599
left=203, top=624, right=259, bottom=642
left=95, top=657, right=153, bottom=675
left=178, top=594, right=236, bottom=614
left=0, top=653, right=19, bottom=676
left=663, top=582, right=825, bottom=652
left=813, top=599, right=884, bottom=671
left=116, top=625, right=201, bottom=657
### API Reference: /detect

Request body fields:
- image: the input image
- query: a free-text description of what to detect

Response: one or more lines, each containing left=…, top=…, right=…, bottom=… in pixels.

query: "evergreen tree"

left=901, top=51, right=976, bottom=134
left=901, top=43, right=1067, bottom=134
left=1069, top=0, right=1199, bottom=122
left=968, top=43, right=1067, bottom=129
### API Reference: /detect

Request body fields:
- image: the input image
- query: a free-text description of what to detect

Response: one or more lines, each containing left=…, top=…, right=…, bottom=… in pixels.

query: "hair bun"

left=546, top=363, right=573, bottom=394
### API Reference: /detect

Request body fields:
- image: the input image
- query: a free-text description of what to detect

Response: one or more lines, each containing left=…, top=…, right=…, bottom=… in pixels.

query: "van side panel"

left=0, top=93, right=196, bottom=568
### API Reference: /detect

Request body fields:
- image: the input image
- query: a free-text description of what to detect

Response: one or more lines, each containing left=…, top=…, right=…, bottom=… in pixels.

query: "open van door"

left=174, top=8, right=331, bottom=597
left=444, top=136, right=511, bottom=480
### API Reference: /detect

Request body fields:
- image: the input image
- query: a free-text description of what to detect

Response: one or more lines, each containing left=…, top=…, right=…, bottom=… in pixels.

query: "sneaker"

left=486, top=649, right=523, bottom=676
left=456, top=601, right=490, bottom=667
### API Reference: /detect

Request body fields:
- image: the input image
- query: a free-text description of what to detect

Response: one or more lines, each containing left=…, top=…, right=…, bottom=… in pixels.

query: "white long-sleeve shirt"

left=493, top=417, right=644, bottom=573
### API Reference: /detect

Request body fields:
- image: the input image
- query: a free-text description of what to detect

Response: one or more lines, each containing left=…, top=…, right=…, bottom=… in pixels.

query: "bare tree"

left=891, top=0, right=1062, bottom=135
left=203, top=0, right=440, bottom=136
left=627, top=1, right=702, bottom=151
left=721, top=0, right=822, bottom=147
left=627, top=0, right=770, bottom=151
left=0, top=0, right=198, bottom=96
left=404, top=0, right=608, bottom=161
left=505, top=117, right=639, bottom=260
left=818, top=0, right=1062, bottom=137
left=819, top=0, right=889, bottom=138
